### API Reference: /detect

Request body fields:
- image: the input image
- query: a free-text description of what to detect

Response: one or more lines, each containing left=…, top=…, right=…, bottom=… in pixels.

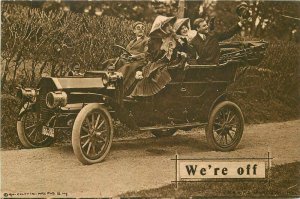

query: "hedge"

left=1, top=3, right=150, bottom=89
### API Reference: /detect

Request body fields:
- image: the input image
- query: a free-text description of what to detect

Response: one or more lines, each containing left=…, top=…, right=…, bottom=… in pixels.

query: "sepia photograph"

left=1, top=0, right=299, bottom=197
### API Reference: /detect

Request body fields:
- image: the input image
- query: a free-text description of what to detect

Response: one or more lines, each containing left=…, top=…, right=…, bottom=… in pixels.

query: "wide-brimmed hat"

left=149, top=15, right=176, bottom=36
left=174, top=18, right=191, bottom=34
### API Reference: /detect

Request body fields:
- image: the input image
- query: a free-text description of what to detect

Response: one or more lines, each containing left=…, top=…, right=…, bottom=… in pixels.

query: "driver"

left=116, top=22, right=149, bottom=95
left=125, top=21, right=149, bottom=61
left=101, top=21, right=149, bottom=70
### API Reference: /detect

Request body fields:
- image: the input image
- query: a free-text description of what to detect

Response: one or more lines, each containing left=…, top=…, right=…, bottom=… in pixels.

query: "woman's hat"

left=149, top=15, right=176, bottom=36
left=174, top=18, right=191, bottom=34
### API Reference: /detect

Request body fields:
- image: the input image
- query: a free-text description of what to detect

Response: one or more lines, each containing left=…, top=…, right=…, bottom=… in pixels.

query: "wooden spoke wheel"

left=72, top=104, right=113, bottom=165
left=206, top=101, right=244, bottom=151
left=17, top=109, right=54, bottom=148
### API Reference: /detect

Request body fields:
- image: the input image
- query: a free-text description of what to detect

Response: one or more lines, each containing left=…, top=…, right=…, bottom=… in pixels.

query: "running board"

left=139, top=122, right=207, bottom=132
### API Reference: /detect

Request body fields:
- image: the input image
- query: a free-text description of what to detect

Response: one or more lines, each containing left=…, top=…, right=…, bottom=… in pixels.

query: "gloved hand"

left=135, top=71, right=143, bottom=79
left=238, top=16, right=249, bottom=26
left=178, top=51, right=187, bottom=58
left=120, top=54, right=127, bottom=59
left=128, top=54, right=140, bottom=61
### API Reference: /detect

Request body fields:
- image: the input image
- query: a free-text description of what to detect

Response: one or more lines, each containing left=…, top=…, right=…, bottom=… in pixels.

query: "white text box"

left=179, top=161, right=265, bottom=179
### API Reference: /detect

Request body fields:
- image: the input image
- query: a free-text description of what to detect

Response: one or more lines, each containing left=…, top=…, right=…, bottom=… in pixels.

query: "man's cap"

left=132, top=21, right=145, bottom=30
left=236, top=2, right=248, bottom=14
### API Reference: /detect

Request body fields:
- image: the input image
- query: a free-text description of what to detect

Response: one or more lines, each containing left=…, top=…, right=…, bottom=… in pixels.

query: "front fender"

left=18, top=102, right=34, bottom=120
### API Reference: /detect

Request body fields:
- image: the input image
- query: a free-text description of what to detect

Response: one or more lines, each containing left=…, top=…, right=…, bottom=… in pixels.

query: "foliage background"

left=1, top=2, right=299, bottom=149
left=8, top=0, right=300, bottom=41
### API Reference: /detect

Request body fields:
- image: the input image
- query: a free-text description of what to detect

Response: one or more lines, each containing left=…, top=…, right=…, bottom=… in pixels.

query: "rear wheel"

left=17, top=109, right=54, bottom=148
left=152, top=129, right=177, bottom=138
left=206, top=101, right=244, bottom=151
left=72, top=103, right=113, bottom=165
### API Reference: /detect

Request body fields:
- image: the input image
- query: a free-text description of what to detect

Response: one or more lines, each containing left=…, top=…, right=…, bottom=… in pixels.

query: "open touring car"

left=16, top=41, right=268, bottom=164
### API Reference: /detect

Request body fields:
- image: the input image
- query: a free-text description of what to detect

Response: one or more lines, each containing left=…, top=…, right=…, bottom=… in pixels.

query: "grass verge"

left=120, top=162, right=300, bottom=197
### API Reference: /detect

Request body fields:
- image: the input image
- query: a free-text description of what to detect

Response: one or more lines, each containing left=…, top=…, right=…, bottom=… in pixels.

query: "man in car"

left=125, top=21, right=149, bottom=61
left=116, top=21, right=149, bottom=95
left=189, top=17, right=245, bottom=65
left=102, top=21, right=149, bottom=70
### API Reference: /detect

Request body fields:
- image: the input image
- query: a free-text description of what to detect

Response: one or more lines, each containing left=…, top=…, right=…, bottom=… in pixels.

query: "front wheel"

left=206, top=101, right=244, bottom=152
left=72, top=103, right=113, bottom=165
left=17, top=109, right=54, bottom=148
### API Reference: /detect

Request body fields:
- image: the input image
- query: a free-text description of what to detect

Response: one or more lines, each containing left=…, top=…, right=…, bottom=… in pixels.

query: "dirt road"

left=1, top=120, right=299, bottom=197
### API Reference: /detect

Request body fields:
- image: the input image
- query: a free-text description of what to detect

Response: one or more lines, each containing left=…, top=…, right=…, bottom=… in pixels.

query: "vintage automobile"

left=16, top=41, right=268, bottom=165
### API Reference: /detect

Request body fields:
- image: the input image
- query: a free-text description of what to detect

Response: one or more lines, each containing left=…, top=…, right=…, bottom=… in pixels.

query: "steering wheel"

left=107, top=45, right=133, bottom=71
left=113, top=45, right=133, bottom=58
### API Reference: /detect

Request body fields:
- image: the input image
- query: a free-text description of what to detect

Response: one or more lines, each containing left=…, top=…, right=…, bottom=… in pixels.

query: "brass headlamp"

left=16, top=88, right=38, bottom=103
left=46, top=91, right=68, bottom=109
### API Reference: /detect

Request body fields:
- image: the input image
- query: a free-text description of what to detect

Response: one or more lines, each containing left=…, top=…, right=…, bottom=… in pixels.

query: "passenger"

left=173, top=18, right=197, bottom=42
left=173, top=18, right=197, bottom=60
left=102, top=21, right=149, bottom=70
left=130, top=15, right=187, bottom=97
left=189, top=17, right=245, bottom=65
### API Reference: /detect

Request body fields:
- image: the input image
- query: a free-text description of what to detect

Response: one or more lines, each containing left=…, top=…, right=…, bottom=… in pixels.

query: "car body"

left=16, top=41, right=268, bottom=164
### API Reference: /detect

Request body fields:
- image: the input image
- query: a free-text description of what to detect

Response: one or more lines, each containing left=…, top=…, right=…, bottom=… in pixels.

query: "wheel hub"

left=219, top=122, right=231, bottom=135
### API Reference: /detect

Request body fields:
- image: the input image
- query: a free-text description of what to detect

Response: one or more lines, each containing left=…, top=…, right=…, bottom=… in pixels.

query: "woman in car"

left=130, top=15, right=188, bottom=97
left=173, top=18, right=197, bottom=61
left=174, top=18, right=197, bottom=43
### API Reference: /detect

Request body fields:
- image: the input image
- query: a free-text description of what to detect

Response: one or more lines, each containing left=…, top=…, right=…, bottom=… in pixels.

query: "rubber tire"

left=72, top=103, right=113, bottom=165
left=17, top=109, right=54, bottom=148
left=205, top=101, right=244, bottom=152
left=152, top=129, right=177, bottom=138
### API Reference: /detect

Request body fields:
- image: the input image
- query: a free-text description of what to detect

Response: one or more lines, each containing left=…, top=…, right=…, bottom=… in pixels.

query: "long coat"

left=102, top=36, right=149, bottom=70
left=117, top=36, right=149, bottom=95
left=126, top=36, right=149, bottom=60
left=130, top=34, right=189, bottom=97
left=190, top=24, right=241, bottom=65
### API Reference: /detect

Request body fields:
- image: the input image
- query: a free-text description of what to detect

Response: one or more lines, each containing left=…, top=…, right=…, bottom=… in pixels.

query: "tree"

left=177, top=0, right=185, bottom=18
left=214, top=1, right=300, bottom=41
